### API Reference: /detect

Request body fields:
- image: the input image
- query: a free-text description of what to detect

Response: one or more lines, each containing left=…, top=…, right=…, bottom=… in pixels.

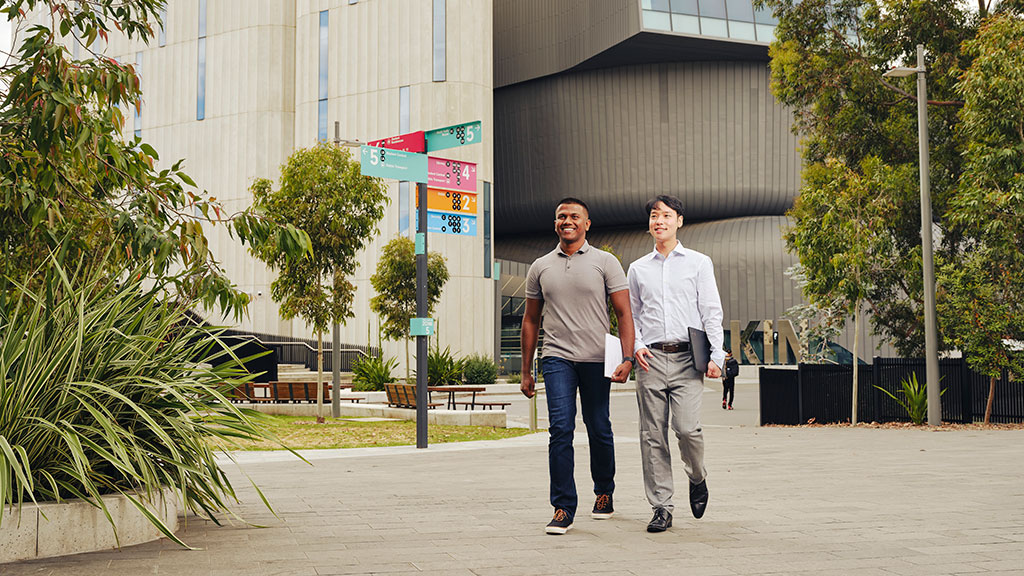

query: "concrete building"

left=35, top=0, right=889, bottom=371
left=58, top=0, right=497, bottom=374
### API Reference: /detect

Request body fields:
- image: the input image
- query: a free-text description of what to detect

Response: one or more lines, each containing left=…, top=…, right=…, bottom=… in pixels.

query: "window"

left=432, top=0, right=445, bottom=82
left=318, top=10, right=328, bottom=141
left=134, top=52, right=142, bottom=138
left=483, top=182, right=492, bottom=278
left=158, top=7, right=166, bottom=46
left=398, top=85, right=410, bottom=236
left=197, top=0, right=206, bottom=120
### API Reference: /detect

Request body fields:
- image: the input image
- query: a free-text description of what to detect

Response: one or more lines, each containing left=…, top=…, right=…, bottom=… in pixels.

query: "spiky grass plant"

left=0, top=256, right=288, bottom=548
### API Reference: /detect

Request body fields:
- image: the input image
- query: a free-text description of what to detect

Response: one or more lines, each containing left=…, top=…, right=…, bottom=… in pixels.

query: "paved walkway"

left=5, top=382, right=1024, bottom=575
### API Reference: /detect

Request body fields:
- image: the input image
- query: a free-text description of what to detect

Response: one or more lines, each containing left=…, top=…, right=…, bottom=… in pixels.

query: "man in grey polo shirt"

left=520, top=197, right=636, bottom=535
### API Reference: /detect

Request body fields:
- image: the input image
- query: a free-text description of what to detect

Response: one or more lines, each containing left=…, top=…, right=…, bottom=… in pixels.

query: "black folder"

left=688, top=327, right=712, bottom=373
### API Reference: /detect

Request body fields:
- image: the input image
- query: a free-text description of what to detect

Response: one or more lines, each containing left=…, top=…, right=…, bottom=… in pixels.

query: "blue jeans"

left=542, top=357, right=615, bottom=518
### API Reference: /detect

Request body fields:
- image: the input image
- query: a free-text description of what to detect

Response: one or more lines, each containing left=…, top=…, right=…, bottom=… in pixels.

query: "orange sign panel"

left=416, top=188, right=478, bottom=215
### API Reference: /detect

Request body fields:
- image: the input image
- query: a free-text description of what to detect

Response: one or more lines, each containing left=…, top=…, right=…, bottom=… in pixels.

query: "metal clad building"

left=493, top=0, right=889, bottom=364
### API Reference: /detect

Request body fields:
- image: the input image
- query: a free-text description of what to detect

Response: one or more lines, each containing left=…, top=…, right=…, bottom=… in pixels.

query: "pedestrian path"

left=5, top=390, right=1023, bottom=575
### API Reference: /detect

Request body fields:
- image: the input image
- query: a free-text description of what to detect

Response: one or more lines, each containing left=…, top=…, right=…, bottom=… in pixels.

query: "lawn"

left=226, top=415, right=537, bottom=450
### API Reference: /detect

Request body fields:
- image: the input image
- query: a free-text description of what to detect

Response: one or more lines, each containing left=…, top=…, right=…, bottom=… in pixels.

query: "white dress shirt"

left=627, top=241, right=726, bottom=368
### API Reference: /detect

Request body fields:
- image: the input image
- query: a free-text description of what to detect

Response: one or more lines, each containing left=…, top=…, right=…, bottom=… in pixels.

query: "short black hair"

left=645, top=195, right=684, bottom=218
left=556, top=197, right=589, bottom=216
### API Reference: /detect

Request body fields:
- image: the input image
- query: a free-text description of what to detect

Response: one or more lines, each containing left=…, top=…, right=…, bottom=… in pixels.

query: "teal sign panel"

left=416, top=211, right=477, bottom=236
left=425, top=121, right=482, bottom=152
left=360, top=145, right=427, bottom=182
left=414, top=233, right=426, bottom=255
left=410, top=317, right=435, bottom=336
left=493, top=262, right=501, bottom=281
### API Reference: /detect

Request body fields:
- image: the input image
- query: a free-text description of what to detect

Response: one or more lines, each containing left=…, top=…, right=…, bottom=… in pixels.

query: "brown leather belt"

left=649, top=341, right=691, bottom=353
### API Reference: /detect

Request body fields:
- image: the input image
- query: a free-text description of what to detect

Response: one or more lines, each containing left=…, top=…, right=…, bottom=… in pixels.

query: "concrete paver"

left=3, top=381, right=1023, bottom=575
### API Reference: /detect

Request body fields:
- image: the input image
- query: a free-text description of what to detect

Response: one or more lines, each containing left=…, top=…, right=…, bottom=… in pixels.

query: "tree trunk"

left=851, top=302, right=860, bottom=425
left=405, top=337, right=411, bottom=382
left=317, top=331, right=324, bottom=423
left=984, top=374, right=996, bottom=424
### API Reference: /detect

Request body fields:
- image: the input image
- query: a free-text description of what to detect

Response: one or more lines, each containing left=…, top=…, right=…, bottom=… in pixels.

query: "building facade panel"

left=494, top=61, right=801, bottom=236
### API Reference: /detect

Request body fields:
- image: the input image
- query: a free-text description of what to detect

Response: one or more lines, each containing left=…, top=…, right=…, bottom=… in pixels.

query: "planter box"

left=0, top=487, right=179, bottom=563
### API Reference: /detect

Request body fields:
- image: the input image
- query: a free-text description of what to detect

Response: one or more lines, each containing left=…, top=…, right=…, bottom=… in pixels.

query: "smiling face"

left=648, top=200, right=683, bottom=243
left=554, top=202, right=590, bottom=246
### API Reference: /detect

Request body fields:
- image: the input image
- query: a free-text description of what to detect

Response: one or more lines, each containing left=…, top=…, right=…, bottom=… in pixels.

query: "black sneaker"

left=591, top=494, right=614, bottom=519
left=545, top=509, right=573, bottom=535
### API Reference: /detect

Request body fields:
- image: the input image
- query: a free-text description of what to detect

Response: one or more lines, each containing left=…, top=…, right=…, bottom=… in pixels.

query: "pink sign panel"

left=427, top=157, right=477, bottom=193
left=368, top=130, right=425, bottom=153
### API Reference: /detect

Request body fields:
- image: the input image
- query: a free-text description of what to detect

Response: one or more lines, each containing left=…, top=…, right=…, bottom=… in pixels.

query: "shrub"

left=424, top=345, right=465, bottom=386
left=0, top=256, right=283, bottom=547
left=351, top=354, right=397, bottom=391
left=463, top=354, right=498, bottom=385
left=875, top=373, right=946, bottom=425
left=508, top=372, right=522, bottom=384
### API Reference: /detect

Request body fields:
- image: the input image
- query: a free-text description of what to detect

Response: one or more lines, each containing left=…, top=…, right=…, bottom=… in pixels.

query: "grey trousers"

left=636, top=349, right=707, bottom=512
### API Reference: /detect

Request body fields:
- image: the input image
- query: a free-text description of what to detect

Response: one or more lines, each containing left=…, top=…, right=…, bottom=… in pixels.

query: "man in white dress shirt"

left=627, top=194, right=725, bottom=533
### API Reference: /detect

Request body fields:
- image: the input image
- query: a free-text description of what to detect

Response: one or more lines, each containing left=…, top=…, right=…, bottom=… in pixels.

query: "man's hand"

left=611, top=361, right=632, bottom=383
left=520, top=372, right=536, bottom=398
left=635, top=348, right=652, bottom=372
left=706, top=360, right=721, bottom=379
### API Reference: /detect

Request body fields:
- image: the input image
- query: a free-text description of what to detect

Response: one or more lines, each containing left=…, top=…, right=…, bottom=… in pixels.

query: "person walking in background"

left=723, top=348, right=739, bottom=410
left=520, top=197, right=636, bottom=535
left=627, top=194, right=725, bottom=533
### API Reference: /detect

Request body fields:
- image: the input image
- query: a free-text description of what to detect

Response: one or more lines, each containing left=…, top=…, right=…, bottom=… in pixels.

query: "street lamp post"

left=332, top=122, right=364, bottom=419
left=884, top=44, right=941, bottom=426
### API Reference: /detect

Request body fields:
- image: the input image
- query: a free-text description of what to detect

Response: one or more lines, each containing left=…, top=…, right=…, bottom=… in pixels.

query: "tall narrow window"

left=432, top=0, right=445, bottom=81
left=197, top=0, right=206, bottom=120
left=483, top=182, right=492, bottom=277
left=318, top=10, right=329, bottom=141
left=398, top=86, right=410, bottom=235
left=134, top=52, right=142, bottom=138
left=158, top=7, right=167, bottom=46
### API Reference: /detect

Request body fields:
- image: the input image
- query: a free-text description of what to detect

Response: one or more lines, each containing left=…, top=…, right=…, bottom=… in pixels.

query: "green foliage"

left=937, top=14, right=1024, bottom=382
left=599, top=244, right=623, bottom=337
left=351, top=354, right=398, bottom=391
left=875, top=372, right=945, bottom=425
left=248, top=144, right=387, bottom=334
left=424, top=345, right=465, bottom=386
left=0, top=1, right=311, bottom=319
left=762, top=0, right=1024, bottom=356
left=507, top=372, right=522, bottom=384
left=463, top=354, right=498, bottom=385
left=369, top=236, right=450, bottom=341
left=0, top=254, right=286, bottom=547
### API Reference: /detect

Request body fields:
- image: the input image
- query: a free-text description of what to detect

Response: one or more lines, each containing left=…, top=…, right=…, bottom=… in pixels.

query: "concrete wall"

left=0, top=488, right=179, bottom=563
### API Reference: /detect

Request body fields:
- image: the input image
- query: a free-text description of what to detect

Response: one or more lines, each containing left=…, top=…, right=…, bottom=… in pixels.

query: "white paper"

left=604, top=333, right=621, bottom=378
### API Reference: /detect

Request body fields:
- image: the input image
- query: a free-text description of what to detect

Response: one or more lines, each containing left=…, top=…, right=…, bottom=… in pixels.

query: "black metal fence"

left=760, top=357, right=1024, bottom=425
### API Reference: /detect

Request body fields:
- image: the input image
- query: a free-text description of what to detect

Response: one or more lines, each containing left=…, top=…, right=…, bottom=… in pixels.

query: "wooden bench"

left=231, top=382, right=362, bottom=404
left=452, top=401, right=511, bottom=411
left=267, top=381, right=352, bottom=403
left=385, top=383, right=441, bottom=409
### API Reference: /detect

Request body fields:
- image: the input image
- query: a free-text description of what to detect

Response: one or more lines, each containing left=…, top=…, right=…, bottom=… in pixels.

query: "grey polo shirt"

left=525, top=241, right=628, bottom=363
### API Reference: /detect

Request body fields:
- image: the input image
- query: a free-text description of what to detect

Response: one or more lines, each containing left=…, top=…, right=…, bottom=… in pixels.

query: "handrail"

left=233, top=334, right=371, bottom=359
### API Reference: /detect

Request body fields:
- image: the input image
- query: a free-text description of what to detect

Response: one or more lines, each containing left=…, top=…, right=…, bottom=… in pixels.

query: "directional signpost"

left=358, top=120, right=482, bottom=449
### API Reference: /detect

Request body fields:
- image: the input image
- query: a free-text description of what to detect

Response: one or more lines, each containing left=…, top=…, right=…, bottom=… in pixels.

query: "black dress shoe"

left=646, top=508, right=672, bottom=532
left=689, top=479, right=709, bottom=519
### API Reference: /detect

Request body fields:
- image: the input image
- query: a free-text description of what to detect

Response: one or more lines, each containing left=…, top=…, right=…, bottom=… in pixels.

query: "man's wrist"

left=622, top=356, right=634, bottom=365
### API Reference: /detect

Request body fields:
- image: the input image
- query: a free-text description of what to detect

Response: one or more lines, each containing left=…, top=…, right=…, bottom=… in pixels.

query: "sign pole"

left=416, top=182, right=429, bottom=449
